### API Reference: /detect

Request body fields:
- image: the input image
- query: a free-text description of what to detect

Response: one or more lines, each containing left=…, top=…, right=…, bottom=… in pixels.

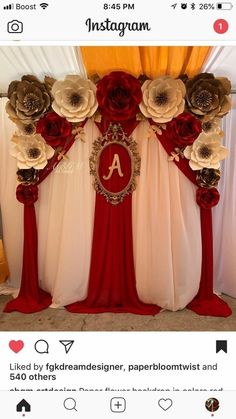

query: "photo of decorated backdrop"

left=0, top=46, right=235, bottom=317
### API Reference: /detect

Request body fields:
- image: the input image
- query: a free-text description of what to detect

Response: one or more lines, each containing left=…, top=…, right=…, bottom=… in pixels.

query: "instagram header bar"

left=0, top=0, right=236, bottom=44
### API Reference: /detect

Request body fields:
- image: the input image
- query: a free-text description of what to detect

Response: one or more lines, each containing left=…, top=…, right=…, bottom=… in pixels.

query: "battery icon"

left=217, top=2, right=233, bottom=9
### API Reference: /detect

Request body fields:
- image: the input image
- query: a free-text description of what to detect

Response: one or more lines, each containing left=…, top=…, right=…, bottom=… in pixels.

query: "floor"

left=0, top=295, right=236, bottom=331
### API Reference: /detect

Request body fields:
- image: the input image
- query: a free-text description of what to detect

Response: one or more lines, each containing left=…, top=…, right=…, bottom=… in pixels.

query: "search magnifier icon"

left=63, top=398, right=77, bottom=412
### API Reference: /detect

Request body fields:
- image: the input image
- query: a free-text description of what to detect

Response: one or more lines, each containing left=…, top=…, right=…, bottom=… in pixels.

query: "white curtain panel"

left=0, top=46, right=86, bottom=92
left=202, top=46, right=236, bottom=84
left=0, top=98, right=97, bottom=306
left=38, top=119, right=96, bottom=307
left=213, top=94, right=236, bottom=297
left=203, top=46, right=236, bottom=297
left=132, top=121, right=201, bottom=310
left=0, top=98, right=23, bottom=289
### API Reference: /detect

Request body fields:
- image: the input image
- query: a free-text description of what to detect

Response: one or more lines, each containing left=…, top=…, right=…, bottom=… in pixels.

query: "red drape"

left=66, top=118, right=161, bottom=314
left=4, top=132, right=79, bottom=313
left=154, top=124, right=232, bottom=317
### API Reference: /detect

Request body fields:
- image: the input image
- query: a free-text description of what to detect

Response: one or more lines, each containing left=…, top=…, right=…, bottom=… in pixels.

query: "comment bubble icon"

left=34, top=339, right=49, bottom=354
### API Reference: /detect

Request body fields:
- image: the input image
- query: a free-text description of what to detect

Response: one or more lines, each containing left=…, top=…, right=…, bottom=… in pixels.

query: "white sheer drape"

left=132, top=121, right=202, bottom=310
left=0, top=46, right=86, bottom=92
left=38, top=119, right=96, bottom=307
left=0, top=98, right=23, bottom=289
left=213, top=95, right=236, bottom=297
left=203, top=46, right=236, bottom=297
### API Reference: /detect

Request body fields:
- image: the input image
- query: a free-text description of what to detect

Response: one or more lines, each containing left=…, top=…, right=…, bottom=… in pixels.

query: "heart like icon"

left=158, top=398, right=173, bottom=411
left=9, top=340, right=24, bottom=353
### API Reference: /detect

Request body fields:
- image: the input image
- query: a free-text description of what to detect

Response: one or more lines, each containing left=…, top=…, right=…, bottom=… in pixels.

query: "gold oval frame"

left=90, top=123, right=141, bottom=205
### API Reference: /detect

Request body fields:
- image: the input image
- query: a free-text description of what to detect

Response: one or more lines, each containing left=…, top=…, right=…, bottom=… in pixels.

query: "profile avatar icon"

left=205, top=398, right=220, bottom=412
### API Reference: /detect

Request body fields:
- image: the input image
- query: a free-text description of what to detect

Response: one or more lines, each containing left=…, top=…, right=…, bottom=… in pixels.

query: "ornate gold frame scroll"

left=90, top=123, right=141, bottom=205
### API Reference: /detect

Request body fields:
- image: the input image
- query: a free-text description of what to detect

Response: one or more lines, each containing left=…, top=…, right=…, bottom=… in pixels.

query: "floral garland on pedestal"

left=5, top=70, right=232, bottom=316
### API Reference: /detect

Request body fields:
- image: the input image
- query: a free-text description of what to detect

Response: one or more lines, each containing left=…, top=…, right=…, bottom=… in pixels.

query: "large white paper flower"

left=10, top=133, right=55, bottom=169
left=51, top=75, right=98, bottom=122
left=184, top=132, right=228, bottom=171
left=139, top=76, right=186, bottom=123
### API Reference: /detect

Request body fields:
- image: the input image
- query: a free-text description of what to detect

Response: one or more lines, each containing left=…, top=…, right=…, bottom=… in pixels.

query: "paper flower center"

left=27, top=147, right=41, bottom=159
left=23, top=93, right=41, bottom=111
left=24, top=124, right=35, bottom=134
left=198, top=145, right=212, bottom=159
left=202, top=121, right=212, bottom=132
left=155, top=91, right=168, bottom=106
left=69, top=93, right=82, bottom=107
left=194, top=90, right=212, bottom=109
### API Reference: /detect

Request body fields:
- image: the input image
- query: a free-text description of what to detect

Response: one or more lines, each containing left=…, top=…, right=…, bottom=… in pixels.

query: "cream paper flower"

left=184, top=132, right=228, bottom=171
left=139, top=76, right=186, bottom=123
left=51, top=75, right=98, bottom=122
left=10, top=133, right=55, bottom=169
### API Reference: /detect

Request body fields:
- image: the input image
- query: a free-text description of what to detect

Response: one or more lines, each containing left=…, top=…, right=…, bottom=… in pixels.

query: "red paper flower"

left=16, top=184, right=38, bottom=205
left=96, top=71, right=142, bottom=122
left=196, top=187, right=220, bottom=209
left=167, top=112, right=202, bottom=148
left=36, top=112, right=72, bottom=148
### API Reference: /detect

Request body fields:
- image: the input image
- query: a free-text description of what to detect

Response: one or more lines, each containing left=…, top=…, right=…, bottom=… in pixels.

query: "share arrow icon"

left=59, top=340, right=74, bottom=354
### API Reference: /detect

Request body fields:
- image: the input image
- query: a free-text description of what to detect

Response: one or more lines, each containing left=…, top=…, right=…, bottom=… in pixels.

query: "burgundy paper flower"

left=167, top=112, right=202, bottom=148
left=16, top=184, right=38, bottom=205
left=96, top=71, right=142, bottom=122
left=36, top=111, right=72, bottom=148
left=196, top=187, right=220, bottom=209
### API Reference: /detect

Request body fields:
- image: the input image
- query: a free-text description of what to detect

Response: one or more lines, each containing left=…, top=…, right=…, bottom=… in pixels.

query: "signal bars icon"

left=3, top=3, right=14, bottom=9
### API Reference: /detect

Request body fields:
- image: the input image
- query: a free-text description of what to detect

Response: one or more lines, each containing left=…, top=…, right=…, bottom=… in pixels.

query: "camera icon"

left=7, top=20, right=23, bottom=33
left=181, top=3, right=188, bottom=8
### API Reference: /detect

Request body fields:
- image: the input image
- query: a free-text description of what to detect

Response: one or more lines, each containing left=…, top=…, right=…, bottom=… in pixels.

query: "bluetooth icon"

left=191, top=2, right=196, bottom=9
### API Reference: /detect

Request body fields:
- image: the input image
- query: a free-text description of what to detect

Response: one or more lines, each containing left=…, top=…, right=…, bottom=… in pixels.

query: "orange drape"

left=80, top=46, right=211, bottom=79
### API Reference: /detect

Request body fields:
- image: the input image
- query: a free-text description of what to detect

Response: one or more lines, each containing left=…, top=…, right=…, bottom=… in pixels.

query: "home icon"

left=16, top=399, right=31, bottom=412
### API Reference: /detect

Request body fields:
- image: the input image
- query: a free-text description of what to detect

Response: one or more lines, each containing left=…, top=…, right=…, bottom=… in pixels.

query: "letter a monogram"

left=103, top=153, right=124, bottom=180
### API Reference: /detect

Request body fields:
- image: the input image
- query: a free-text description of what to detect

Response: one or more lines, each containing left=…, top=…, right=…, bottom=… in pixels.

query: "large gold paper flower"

left=10, top=133, right=54, bottom=170
left=184, top=132, right=228, bottom=171
left=51, top=75, right=98, bottom=122
left=6, top=75, right=51, bottom=124
left=185, top=73, right=231, bottom=121
left=139, top=76, right=186, bottom=123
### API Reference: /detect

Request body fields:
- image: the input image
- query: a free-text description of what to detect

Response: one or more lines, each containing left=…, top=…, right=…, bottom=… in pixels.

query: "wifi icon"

left=40, top=2, right=49, bottom=9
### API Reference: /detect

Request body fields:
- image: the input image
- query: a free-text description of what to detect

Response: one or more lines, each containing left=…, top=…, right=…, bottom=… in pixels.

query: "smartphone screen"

left=0, top=1, right=236, bottom=417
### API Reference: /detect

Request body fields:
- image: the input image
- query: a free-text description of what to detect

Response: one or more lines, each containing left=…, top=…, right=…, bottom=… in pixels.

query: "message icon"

left=34, top=339, right=49, bottom=354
